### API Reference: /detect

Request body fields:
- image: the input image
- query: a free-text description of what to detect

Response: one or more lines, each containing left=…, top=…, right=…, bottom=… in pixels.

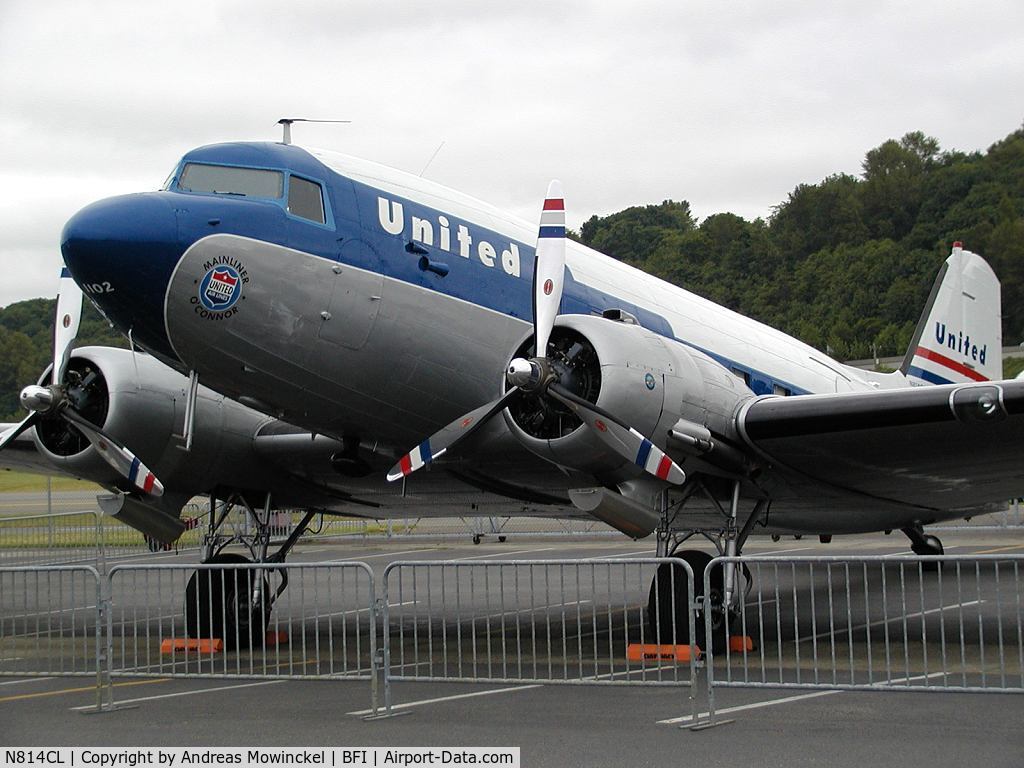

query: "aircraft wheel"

left=184, top=553, right=271, bottom=650
left=912, top=533, right=944, bottom=572
left=647, top=550, right=727, bottom=651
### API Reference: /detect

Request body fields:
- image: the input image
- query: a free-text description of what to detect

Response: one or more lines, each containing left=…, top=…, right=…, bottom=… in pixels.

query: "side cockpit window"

left=179, top=163, right=284, bottom=199
left=288, top=176, right=326, bottom=224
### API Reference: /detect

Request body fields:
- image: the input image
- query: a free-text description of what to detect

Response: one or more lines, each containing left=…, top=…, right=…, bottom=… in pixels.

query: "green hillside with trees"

left=578, top=126, right=1024, bottom=360
left=1, top=125, right=1021, bottom=421
left=0, top=300, right=125, bottom=420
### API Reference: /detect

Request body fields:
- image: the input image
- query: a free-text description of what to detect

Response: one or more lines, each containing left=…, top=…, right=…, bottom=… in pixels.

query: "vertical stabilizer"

left=901, top=243, right=1002, bottom=385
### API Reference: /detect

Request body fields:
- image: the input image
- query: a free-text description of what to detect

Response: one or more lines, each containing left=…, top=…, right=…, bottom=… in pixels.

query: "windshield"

left=178, top=163, right=284, bottom=199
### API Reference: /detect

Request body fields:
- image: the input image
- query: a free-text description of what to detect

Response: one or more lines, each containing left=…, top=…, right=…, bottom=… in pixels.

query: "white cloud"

left=1, top=0, right=1022, bottom=305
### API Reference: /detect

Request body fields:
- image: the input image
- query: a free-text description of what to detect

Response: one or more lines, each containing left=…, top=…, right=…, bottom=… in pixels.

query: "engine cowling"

left=502, top=314, right=711, bottom=483
left=28, top=346, right=282, bottom=540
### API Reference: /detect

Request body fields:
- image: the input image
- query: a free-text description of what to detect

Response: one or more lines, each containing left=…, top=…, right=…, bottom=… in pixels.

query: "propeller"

left=387, top=183, right=685, bottom=486
left=0, top=268, right=164, bottom=496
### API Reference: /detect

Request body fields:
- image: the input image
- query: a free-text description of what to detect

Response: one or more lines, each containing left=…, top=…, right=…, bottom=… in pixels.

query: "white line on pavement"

left=455, top=547, right=560, bottom=561
left=69, top=679, right=286, bottom=711
left=0, top=676, right=55, bottom=686
left=347, top=684, right=542, bottom=716
left=801, top=600, right=984, bottom=642
left=660, top=671, right=950, bottom=724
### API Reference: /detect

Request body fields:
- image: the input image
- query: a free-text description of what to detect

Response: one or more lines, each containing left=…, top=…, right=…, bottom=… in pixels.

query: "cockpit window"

left=288, top=176, right=326, bottom=223
left=179, top=163, right=284, bottom=199
left=161, top=166, right=178, bottom=191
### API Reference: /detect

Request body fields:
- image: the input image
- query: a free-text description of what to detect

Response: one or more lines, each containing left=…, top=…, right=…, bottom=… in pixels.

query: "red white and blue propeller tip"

left=633, top=433, right=685, bottom=484
left=538, top=180, right=565, bottom=238
left=387, top=440, right=446, bottom=482
left=62, top=409, right=164, bottom=496
left=533, top=180, right=566, bottom=357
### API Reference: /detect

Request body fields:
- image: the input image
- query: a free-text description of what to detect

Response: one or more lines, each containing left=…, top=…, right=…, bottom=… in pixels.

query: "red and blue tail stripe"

left=910, top=346, right=988, bottom=384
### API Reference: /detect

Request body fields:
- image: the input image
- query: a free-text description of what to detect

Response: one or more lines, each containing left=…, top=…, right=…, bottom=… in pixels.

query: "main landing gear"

left=646, top=480, right=766, bottom=652
left=902, top=524, right=944, bottom=571
left=183, top=492, right=318, bottom=649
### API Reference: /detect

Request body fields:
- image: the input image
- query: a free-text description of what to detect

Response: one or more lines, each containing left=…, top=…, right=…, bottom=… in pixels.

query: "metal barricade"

left=0, top=511, right=104, bottom=566
left=106, top=563, right=377, bottom=686
left=381, top=558, right=700, bottom=719
left=0, top=565, right=104, bottom=681
left=704, top=555, right=1024, bottom=707
left=0, top=508, right=207, bottom=567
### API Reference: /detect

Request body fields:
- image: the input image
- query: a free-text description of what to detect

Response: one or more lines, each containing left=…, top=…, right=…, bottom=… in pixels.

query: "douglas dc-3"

left=3, top=126, right=1023, bottom=643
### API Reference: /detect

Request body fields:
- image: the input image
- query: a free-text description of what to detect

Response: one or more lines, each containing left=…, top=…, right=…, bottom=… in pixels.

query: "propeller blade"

left=547, top=383, right=685, bottom=485
left=533, top=180, right=566, bottom=358
left=387, top=387, right=524, bottom=482
left=0, top=412, right=41, bottom=451
left=53, top=267, right=83, bottom=385
left=62, top=409, right=164, bottom=496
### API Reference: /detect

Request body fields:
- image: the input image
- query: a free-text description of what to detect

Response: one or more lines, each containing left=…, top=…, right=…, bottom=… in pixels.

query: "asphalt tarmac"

left=2, top=530, right=1024, bottom=767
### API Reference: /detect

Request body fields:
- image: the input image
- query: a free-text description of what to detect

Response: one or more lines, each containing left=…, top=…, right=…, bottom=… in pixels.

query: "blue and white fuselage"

left=62, top=142, right=883, bottom=437
left=59, top=140, right=1007, bottom=538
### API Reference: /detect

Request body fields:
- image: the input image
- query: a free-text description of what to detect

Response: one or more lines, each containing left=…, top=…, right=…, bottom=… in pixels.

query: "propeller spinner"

left=0, top=269, right=164, bottom=496
left=387, top=183, right=684, bottom=486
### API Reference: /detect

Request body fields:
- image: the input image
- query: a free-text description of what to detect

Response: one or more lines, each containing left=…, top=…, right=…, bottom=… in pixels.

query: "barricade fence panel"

left=0, top=566, right=102, bottom=678
left=0, top=506, right=208, bottom=567
left=106, top=563, right=376, bottom=681
left=0, top=511, right=104, bottom=567
left=705, top=555, right=1024, bottom=694
left=4, top=554, right=1024, bottom=721
left=382, top=559, right=698, bottom=688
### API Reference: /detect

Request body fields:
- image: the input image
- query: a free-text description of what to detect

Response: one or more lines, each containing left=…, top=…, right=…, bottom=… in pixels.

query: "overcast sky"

left=1, top=0, right=1021, bottom=308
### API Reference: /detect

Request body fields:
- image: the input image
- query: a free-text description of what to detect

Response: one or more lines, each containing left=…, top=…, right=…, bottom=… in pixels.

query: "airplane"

left=3, top=127, right=1022, bottom=647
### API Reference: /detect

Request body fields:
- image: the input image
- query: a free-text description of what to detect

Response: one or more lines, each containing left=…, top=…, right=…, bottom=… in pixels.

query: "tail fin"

left=900, top=243, right=1002, bottom=385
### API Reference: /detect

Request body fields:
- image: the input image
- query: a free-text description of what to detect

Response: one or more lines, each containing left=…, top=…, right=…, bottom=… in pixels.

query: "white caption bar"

left=0, top=748, right=521, bottom=768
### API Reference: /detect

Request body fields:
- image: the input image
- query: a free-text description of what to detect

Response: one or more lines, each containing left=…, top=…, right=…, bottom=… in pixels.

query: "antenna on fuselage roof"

left=277, top=118, right=352, bottom=145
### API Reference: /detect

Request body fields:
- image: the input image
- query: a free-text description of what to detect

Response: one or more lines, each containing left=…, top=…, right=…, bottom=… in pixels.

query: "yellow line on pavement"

left=0, top=678, right=168, bottom=703
left=974, top=543, right=1024, bottom=554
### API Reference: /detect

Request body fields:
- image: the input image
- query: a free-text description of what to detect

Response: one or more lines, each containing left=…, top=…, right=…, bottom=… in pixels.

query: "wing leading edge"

left=735, top=380, right=1024, bottom=514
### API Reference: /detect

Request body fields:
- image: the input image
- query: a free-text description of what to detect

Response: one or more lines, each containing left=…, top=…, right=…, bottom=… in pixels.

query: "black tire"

left=647, top=550, right=727, bottom=651
left=912, top=534, right=944, bottom=572
left=184, top=553, right=271, bottom=650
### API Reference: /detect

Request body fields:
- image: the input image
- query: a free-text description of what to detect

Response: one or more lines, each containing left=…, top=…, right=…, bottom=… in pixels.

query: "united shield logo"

left=199, top=266, right=242, bottom=311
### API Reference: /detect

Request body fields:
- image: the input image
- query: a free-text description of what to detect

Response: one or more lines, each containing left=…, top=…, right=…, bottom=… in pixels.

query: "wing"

left=735, top=379, right=1024, bottom=514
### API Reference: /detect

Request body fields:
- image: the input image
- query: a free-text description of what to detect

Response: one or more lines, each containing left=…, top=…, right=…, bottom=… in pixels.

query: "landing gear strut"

left=902, top=524, right=944, bottom=570
left=184, top=492, right=319, bottom=646
left=647, top=480, right=767, bottom=652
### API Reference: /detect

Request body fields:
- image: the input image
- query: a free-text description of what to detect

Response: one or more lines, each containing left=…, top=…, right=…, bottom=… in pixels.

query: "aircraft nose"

left=61, top=192, right=182, bottom=359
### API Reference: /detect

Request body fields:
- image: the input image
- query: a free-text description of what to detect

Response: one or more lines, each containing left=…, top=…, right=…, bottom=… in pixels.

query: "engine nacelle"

left=29, top=346, right=285, bottom=541
left=502, top=314, right=717, bottom=483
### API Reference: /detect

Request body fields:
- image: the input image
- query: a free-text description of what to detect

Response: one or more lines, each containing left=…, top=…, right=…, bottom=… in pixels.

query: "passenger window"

left=772, top=384, right=791, bottom=396
left=288, top=177, right=326, bottom=224
left=731, top=367, right=751, bottom=387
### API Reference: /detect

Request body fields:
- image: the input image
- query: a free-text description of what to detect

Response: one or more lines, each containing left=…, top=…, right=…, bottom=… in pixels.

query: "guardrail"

left=703, top=555, right=1024, bottom=717
left=0, top=565, right=108, bottom=711
left=2, top=554, right=1022, bottom=724
left=106, top=562, right=376, bottom=686
left=379, top=558, right=700, bottom=721
left=0, top=508, right=207, bottom=567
